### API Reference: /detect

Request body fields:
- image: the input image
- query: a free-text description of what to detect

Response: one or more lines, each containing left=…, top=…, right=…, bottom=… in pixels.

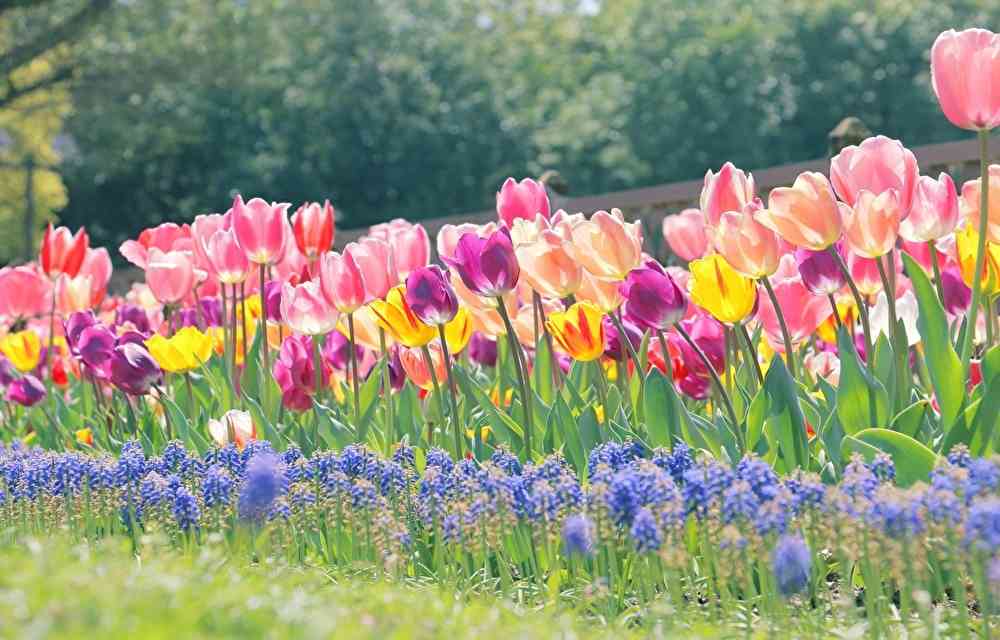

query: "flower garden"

left=1, top=26, right=1000, bottom=638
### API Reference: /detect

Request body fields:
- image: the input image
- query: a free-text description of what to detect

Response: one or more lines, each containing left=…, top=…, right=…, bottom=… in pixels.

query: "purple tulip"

left=65, top=311, right=99, bottom=352
left=6, top=374, right=46, bottom=407
left=322, top=331, right=366, bottom=372
left=795, top=245, right=845, bottom=296
left=941, top=267, right=972, bottom=316
left=109, top=343, right=162, bottom=396
left=620, top=261, right=687, bottom=331
left=602, top=316, right=642, bottom=360
left=77, top=325, right=117, bottom=369
left=387, top=346, right=405, bottom=392
left=0, top=355, right=15, bottom=388
left=442, top=229, right=519, bottom=297
left=467, top=332, right=498, bottom=368
left=272, top=335, right=321, bottom=412
left=175, top=307, right=199, bottom=329
left=405, top=265, right=458, bottom=325
left=115, top=304, right=151, bottom=335
left=200, top=297, right=223, bottom=327
left=262, top=280, right=283, bottom=323
left=116, top=330, right=148, bottom=347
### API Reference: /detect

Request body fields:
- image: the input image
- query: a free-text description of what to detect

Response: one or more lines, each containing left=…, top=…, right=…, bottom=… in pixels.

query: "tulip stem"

left=437, top=325, right=463, bottom=458
left=239, top=283, right=249, bottom=375
left=760, top=275, right=797, bottom=379
left=610, top=311, right=643, bottom=385
left=258, top=264, right=270, bottom=401
left=828, top=246, right=874, bottom=360
left=420, top=344, right=446, bottom=448
left=347, top=313, right=361, bottom=426
left=312, top=334, right=324, bottom=406
left=378, top=328, right=395, bottom=446
left=230, top=284, right=241, bottom=406
left=533, top=292, right=563, bottom=388
left=875, top=255, right=898, bottom=345
left=961, top=128, right=991, bottom=376
left=737, top=322, right=764, bottom=388
left=675, top=324, right=741, bottom=433
left=827, top=295, right=842, bottom=330
left=928, top=239, right=947, bottom=307
left=46, top=290, right=56, bottom=411
left=496, top=296, right=534, bottom=460
left=184, top=373, right=196, bottom=423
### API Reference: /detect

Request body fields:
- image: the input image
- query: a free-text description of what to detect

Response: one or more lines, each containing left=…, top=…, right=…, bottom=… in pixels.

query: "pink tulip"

left=496, top=177, right=551, bottom=227
left=292, top=200, right=336, bottom=260
left=830, top=136, right=919, bottom=216
left=711, top=205, right=781, bottom=278
left=699, top=162, right=758, bottom=227
left=0, top=266, right=50, bottom=320
left=931, top=28, right=1000, bottom=131
left=56, top=274, right=93, bottom=314
left=368, top=219, right=429, bottom=280
left=960, top=164, right=1000, bottom=244
left=848, top=251, right=889, bottom=297
left=899, top=173, right=960, bottom=243
left=119, top=222, right=192, bottom=269
left=280, top=281, right=339, bottom=336
left=662, top=209, right=709, bottom=262
left=145, top=248, right=195, bottom=305
left=754, top=255, right=830, bottom=352
left=347, top=237, right=398, bottom=300
left=79, top=248, right=112, bottom=307
left=191, top=213, right=230, bottom=272
left=319, top=249, right=367, bottom=313
left=437, top=222, right=497, bottom=260
left=207, top=229, right=250, bottom=284
left=760, top=172, right=843, bottom=250
left=231, top=195, right=289, bottom=265
left=842, top=190, right=902, bottom=258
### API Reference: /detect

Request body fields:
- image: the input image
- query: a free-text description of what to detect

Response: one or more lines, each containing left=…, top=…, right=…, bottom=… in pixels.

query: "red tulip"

left=40, top=223, right=88, bottom=279
left=292, top=200, right=336, bottom=260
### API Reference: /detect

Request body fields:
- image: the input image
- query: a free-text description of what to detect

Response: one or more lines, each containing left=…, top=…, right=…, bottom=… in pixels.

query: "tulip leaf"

left=760, top=356, right=810, bottom=471
left=642, top=369, right=686, bottom=450
left=532, top=337, right=556, bottom=405
left=890, top=399, right=929, bottom=439
left=745, top=389, right=767, bottom=453
left=970, top=345, right=1000, bottom=456
left=900, top=253, right=963, bottom=432
left=313, top=400, right=355, bottom=450
left=454, top=367, right=523, bottom=453
left=871, top=334, right=896, bottom=408
left=841, top=428, right=937, bottom=487
left=551, top=395, right=586, bottom=475
left=835, top=327, right=889, bottom=434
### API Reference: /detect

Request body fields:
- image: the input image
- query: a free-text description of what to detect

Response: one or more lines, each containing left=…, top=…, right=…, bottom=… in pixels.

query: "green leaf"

left=969, top=345, right=1000, bottom=456
left=842, top=428, right=937, bottom=487
left=746, top=389, right=768, bottom=452
left=901, top=253, right=963, bottom=431
left=532, top=337, right=556, bottom=405
left=890, top=400, right=928, bottom=439
left=642, top=369, right=686, bottom=449
left=454, top=367, right=523, bottom=453
left=761, top=356, right=810, bottom=471
left=835, top=327, right=889, bottom=434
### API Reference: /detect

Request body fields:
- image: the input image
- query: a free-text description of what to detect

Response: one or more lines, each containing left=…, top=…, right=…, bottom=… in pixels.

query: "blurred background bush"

left=1, top=0, right=998, bottom=263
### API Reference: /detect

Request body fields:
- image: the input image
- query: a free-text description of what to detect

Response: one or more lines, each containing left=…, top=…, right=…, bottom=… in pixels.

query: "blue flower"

left=562, top=513, right=595, bottom=557
left=630, top=507, right=661, bottom=553
left=966, top=498, right=1000, bottom=552
left=173, top=486, right=200, bottom=531
left=238, top=452, right=287, bottom=521
left=772, top=534, right=811, bottom=596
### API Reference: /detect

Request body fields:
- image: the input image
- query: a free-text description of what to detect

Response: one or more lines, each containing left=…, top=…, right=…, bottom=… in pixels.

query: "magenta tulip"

left=620, top=261, right=687, bottom=331
left=405, top=265, right=458, bottom=326
left=442, top=228, right=520, bottom=298
left=496, top=177, right=551, bottom=227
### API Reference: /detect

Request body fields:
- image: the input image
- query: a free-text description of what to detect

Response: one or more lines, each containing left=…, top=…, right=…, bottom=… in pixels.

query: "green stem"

left=437, top=324, right=463, bottom=458
left=258, top=263, right=270, bottom=375
left=737, top=322, right=764, bottom=388
left=929, top=239, right=947, bottom=307
left=961, top=128, right=991, bottom=376
left=420, top=344, right=446, bottom=448
left=829, top=246, right=874, bottom=359
left=760, top=275, right=797, bottom=378
left=347, top=313, right=361, bottom=424
left=378, top=328, right=395, bottom=446
left=875, top=254, right=898, bottom=344
left=496, top=297, right=534, bottom=460
left=674, top=323, right=740, bottom=430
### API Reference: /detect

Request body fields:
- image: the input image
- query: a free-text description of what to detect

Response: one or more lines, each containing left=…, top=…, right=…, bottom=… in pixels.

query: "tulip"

left=930, top=28, right=1000, bottom=132
left=700, top=162, right=758, bottom=227
left=116, top=304, right=151, bottom=335
left=513, top=298, right=562, bottom=348
left=369, top=285, right=436, bottom=348
left=322, top=331, right=368, bottom=374
left=754, top=264, right=830, bottom=353
left=0, top=266, right=50, bottom=320
left=760, top=172, right=843, bottom=250
left=6, top=374, right=46, bottom=407
left=146, top=248, right=195, bottom=305
left=842, top=190, right=903, bottom=258
left=109, top=342, right=162, bottom=395
left=941, top=266, right=972, bottom=316
left=369, top=219, right=430, bottom=280
left=291, top=200, right=336, bottom=260
left=78, top=248, right=112, bottom=307
left=514, top=229, right=582, bottom=299
left=119, top=222, right=192, bottom=270
left=848, top=252, right=886, bottom=297
left=404, top=265, right=458, bottom=326
left=207, top=409, right=257, bottom=449
left=348, top=237, right=398, bottom=300
left=602, top=316, right=642, bottom=362
left=960, top=165, right=1000, bottom=244
left=872, top=289, right=921, bottom=347
left=620, top=261, right=687, bottom=331
left=272, top=334, right=322, bottom=411
left=956, top=224, right=1000, bottom=296
left=191, top=213, right=230, bottom=272
left=795, top=246, right=846, bottom=296
left=830, top=136, right=919, bottom=215
left=804, top=351, right=841, bottom=387
left=899, top=173, right=961, bottom=243
left=207, top=229, right=250, bottom=284
left=545, top=302, right=605, bottom=362
left=437, top=222, right=498, bottom=260
left=567, top=209, right=643, bottom=281
left=75, top=325, right=117, bottom=372
left=442, top=228, right=520, bottom=298
left=398, top=342, right=447, bottom=391
left=0, top=330, right=42, bottom=372
left=145, top=326, right=214, bottom=373
left=318, top=249, right=367, bottom=314
left=56, top=273, right=93, bottom=315
left=64, top=311, right=99, bottom=350
left=40, top=223, right=89, bottom=279
left=496, top=177, right=551, bottom=227
left=577, top=269, right=624, bottom=312
left=467, top=332, right=498, bottom=368
left=508, top=215, right=548, bottom=247
left=231, top=195, right=289, bottom=265
left=442, top=307, right=473, bottom=354
left=711, top=206, right=782, bottom=279
left=0, top=356, right=14, bottom=389
left=662, top=208, right=709, bottom=262
left=687, top=254, right=757, bottom=325
left=280, top=281, right=339, bottom=336
left=674, top=315, right=726, bottom=377
left=75, top=428, right=94, bottom=447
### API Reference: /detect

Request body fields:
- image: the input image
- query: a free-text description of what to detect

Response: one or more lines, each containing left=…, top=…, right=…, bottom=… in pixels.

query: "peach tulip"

left=842, top=190, right=902, bottom=258
left=398, top=342, right=448, bottom=391
left=930, top=28, right=1000, bottom=132
left=348, top=237, right=398, bottom=300
left=576, top=269, right=623, bottom=313
left=512, top=298, right=562, bottom=348
left=319, top=249, right=367, bottom=314
left=711, top=206, right=781, bottom=278
left=960, top=165, right=1000, bottom=244
left=207, top=229, right=250, bottom=284
left=662, top=208, right=709, bottom=262
left=567, top=209, right=643, bottom=281
left=700, top=162, right=758, bottom=227
left=231, top=195, right=289, bottom=265
left=830, top=136, right=919, bottom=215
left=146, top=248, right=195, bottom=305
left=899, top=173, right=960, bottom=243
left=280, top=281, right=338, bottom=336
left=515, top=229, right=582, bottom=299
left=760, top=172, right=843, bottom=250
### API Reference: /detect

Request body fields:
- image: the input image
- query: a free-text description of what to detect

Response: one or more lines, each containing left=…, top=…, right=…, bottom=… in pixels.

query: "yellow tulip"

left=545, top=301, right=605, bottom=362
left=443, top=307, right=473, bottom=354
left=688, top=254, right=757, bottom=324
left=0, top=330, right=42, bottom=372
left=956, top=224, right=1000, bottom=296
left=816, top=301, right=856, bottom=345
left=369, top=285, right=436, bottom=348
left=75, top=428, right=94, bottom=447
left=145, top=326, right=213, bottom=373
